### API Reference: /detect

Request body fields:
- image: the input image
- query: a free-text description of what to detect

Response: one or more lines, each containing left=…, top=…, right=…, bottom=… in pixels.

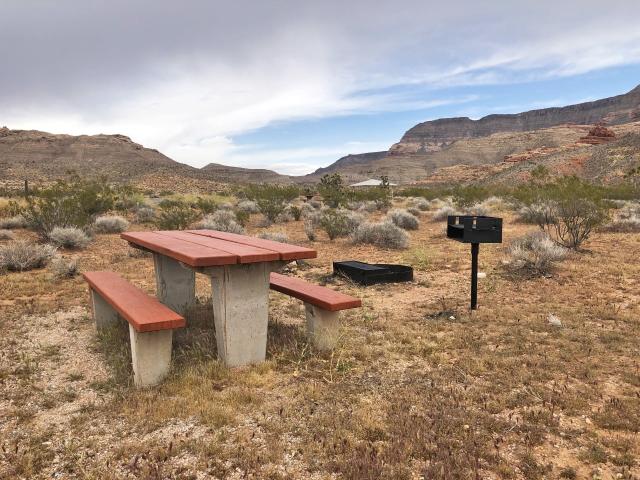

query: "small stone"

left=449, top=315, right=456, bottom=321
left=547, top=314, right=562, bottom=327
left=477, top=272, right=486, bottom=279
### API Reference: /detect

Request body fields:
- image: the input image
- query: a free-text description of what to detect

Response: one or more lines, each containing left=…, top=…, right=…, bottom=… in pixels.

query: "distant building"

left=349, top=179, right=397, bottom=187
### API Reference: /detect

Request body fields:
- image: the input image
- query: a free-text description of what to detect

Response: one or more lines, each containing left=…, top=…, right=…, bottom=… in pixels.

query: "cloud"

left=1, top=0, right=640, bottom=174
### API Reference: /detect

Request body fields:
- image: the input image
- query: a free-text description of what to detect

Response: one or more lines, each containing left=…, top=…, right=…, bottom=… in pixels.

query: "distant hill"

left=200, top=163, right=292, bottom=184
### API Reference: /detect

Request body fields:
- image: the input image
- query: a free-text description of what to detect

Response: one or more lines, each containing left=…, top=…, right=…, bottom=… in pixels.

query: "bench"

left=83, top=271, right=185, bottom=387
left=269, top=272, right=361, bottom=350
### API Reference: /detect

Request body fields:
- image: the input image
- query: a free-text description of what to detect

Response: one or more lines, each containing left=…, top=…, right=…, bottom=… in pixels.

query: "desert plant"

left=407, top=206, right=421, bottom=217
left=134, top=205, right=156, bottom=223
left=507, top=231, right=568, bottom=275
left=516, top=203, right=554, bottom=224
left=48, top=227, right=91, bottom=249
left=49, top=256, right=79, bottom=279
left=358, top=201, right=378, bottom=213
left=257, top=232, right=289, bottom=243
left=289, top=205, right=302, bottom=221
left=155, top=200, right=199, bottom=230
left=600, top=216, right=640, bottom=232
left=318, top=173, right=346, bottom=208
left=219, top=202, right=233, bottom=210
left=22, top=175, right=115, bottom=238
left=197, top=210, right=245, bottom=234
left=234, top=209, right=250, bottom=226
left=236, top=200, right=260, bottom=214
left=94, top=215, right=130, bottom=234
left=0, top=241, right=56, bottom=272
left=431, top=205, right=460, bottom=222
left=352, top=221, right=409, bottom=249
left=0, top=230, right=15, bottom=240
left=410, top=197, right=430, bottom=211
left=0, top=214, right=28, bottom=229
left=244, top=184, right=299, bottom=223
left=319, top=209, right=351, bottom=240
left=539, top=198, right=607, bottom=249
left=195, top=196, right=219, bottom=214
left=341, top=209, right=364, bottom=233
left=388, top=209, right=419, bottom=230
left=466, top=203, right=491, bottom=216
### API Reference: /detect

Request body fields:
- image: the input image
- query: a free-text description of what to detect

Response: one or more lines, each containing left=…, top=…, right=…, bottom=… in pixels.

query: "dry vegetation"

left=1, top=192, right=639, bottom=479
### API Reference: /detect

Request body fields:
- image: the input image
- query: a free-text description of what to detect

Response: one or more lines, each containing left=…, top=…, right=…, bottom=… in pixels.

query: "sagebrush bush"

left=0, top=214, right=28, bottom=229
left=49, top=256, right=79, bottom=279
left=134, top=206, right=156, bottom=223
left=197, top=210, right=245, bottom=234
left=388, top=209, right=419, bottom=230
left=601, top=217, right=640, bottom=233
left=340, top=209, right=365, bottom=233
left=236, top=200, right=260, bottom=214
left=358, top=201, right=378, bottom=213
left=466, top=203, right=490, bottom=216
left=155, top=201, right=199, bottom=230
left=507, top=231, right=568, bottom=275
left=516, top=203, right=554, bottom=224
left=352, top=221, right=409, bottom=249
left=0, top=230, right=15, bottom=240
left=407, top=207, right=421, bottom=217
left=49, top=227, right=91, bottom=249
left=431, top=205, right=460, bottom=222
left=409, top=197, right=430, bottom=211
left=319, top=209, right=351, bottom=240
left=257, top=232, right=289, bottom=243
left=0, top=241, right=56, bottom=272
left=94, top=215, right=130, bottom=233
left=219, top=202, right=233, bottom=210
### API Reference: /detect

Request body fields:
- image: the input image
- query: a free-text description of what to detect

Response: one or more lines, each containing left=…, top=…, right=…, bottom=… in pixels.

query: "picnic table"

left=121, top=230, right=317, bottom=367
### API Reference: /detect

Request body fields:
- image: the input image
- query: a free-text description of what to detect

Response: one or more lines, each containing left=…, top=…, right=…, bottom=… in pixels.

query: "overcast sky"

left=2, top=1, right=640, bottom=175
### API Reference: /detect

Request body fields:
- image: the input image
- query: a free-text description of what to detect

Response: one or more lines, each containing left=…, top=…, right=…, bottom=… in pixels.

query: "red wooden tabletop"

left=121, top=230, right=317, bottom=267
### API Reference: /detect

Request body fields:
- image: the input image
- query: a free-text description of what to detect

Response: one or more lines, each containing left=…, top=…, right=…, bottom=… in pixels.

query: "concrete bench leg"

left=207, top=261, right=284, bottom=367
left=153, top=254, right=195, bottom=315
left=90, top=289, right=119, bottom=330
left=128, top=325, right=173, bottom=387
left=305, top=303, right=340, bottom=351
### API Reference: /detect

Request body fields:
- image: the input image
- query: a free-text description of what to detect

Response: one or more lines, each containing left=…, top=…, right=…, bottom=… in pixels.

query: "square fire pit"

left=333, top=261, right=413, bottom=286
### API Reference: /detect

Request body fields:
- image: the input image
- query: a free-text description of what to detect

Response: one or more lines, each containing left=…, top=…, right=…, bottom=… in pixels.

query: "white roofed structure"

left=349, top=179, right=397, bottom=187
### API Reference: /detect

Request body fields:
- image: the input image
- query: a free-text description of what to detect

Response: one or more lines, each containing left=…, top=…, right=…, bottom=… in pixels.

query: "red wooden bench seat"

left=83, top=271, right=185, bottom=387
left=269, top=273, right=361, bottom=311
left=269, top=273, right=361, bottom=350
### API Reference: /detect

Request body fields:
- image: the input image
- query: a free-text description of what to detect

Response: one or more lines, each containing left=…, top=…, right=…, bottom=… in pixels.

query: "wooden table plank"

left=155, top=231, right=280, bottom=263
left=187, top=230, right=317, bottom=261
left=121, top=231, right=238, bottom=267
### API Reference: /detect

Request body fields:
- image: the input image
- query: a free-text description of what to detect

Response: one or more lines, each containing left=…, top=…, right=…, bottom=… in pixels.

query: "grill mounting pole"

left=471, top=242, right=479, bottom=310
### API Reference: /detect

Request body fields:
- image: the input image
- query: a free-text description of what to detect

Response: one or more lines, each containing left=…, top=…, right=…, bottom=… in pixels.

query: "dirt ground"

left=1, top=201, right=639, bottom=479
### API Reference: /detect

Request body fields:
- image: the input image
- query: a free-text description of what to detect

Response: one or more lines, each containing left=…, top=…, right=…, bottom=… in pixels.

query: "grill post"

left=471, top=242, right=479, bottom=310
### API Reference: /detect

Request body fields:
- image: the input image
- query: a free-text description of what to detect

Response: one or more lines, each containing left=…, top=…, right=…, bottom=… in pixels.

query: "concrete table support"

left=305, top=303, right=340, bottom=351
left=129, top=326, right=173, bottom=387
left=90, top=289, right=119, bottom=330
left=153, top=254, right=196, bottom=315
left=205, top=261, right=286, bottom=367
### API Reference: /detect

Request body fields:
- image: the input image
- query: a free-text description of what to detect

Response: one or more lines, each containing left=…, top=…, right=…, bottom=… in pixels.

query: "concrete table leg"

left=90, top=289, right=120, bottom=330
left=129, top=325, right=173, bottom=387
left=207, top=261, right=285, bottom=367
left=153, top=254, right=195, bottom=315
left=305, top=303, right=340, bottom=351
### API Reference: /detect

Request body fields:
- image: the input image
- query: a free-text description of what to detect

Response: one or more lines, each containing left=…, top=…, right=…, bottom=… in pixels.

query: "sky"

left=2, top=1, right=640, bottom=176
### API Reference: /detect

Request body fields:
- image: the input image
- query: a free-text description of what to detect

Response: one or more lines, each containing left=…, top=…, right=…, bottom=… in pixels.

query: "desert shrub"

left=300, top=203, right=316, bottom=217
left=352, top=221, right=409, bottom=249
left=236, top=200, right=260, bottom=214
left=0, top=229, right=15, bottom=240
left=257, top=232, right=289, bottom=243
left=516, top=203, right=555, bottom=224
left=304, top=211, right=321, bottom=241
left=289, top=205, right=302, bottom=221
left=155, top=200, right=199, bottom=230
left=275, top=210, right=294, bottom=223
left=601, top=217, right=640, bottom=232
left=507, top=231, right=568, bottom=275
left=466, top=203, right=491, bottom=216
left=113, top=185, right=145, bottom=212
left=475, top=195, right=507, bottom=212
left=195, top=196, right=218, bottom=214
left=318, top=173, right=346, bottom=208
left=388, top=209, right=419, bottom=230
left=197, top=210, right=244, bottom=234
left=358, top=201, right=378, bottom=213
left=244, top=184, right=300, bottom=223
left=234, top=209, right=250, bottom=226
left=0, top=214, right=28, bottom=229
left=341, top=209, right=364, bottom=233
left=409, top=197, right=430, bottom=211
left=134, top=206, right=156, bottom=223
left=539, top=198, right=607, bottom=249
left=431, top=205, right=460, bottom=222
left=48, top=227, right=91, bottom=249
left=407, top=207, right=421, bottom=217
left=319, top=209, right=351, bottom=240
left=23, top=175, right=115, bottom=238
left=0, top=241, right=56, bottom=272
left=49, top=256, right=79, bottom=279
left=309, top=199, right=322, bottom=209
left=94, top=215, right=129, bottom=234
left=219, top=202, right=233, bottom=210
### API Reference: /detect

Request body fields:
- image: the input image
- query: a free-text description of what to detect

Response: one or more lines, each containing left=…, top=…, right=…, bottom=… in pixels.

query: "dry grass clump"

left=466, top=203, right=491, bottom=216
left=134, top=205, right=156, bottom=223
left=48, top=227, right=91, bottom=249
left=474, top=195, right=508, bottom=212
left=408, top=197, right=430, bottom=211
left=94, top=215, right=130, bottom=234
left=236, top=200, right=260, bottom=214
left=0, top=241, right=56, bottom=272
left=601, top=203, right=640, bottom=232
left=506, top=231, right=568, bottom=275
left=0, top=214, right=28, bottom=229
left=406, top=206, right=421, bottom=217
left=257, top=232, right=289, bottom=243
left=431, top=204, right=460, bottom=221
left=197, top=210, right=245, bottom=234
left=0, top=229, right=15, bottom=240
left=516, top=202, right=554, bottom=224
left=352, top=221, right=409, bottom=249
left=49, top=256, right=79, bottom=279
left=388, top=209, right=419, bottom=230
